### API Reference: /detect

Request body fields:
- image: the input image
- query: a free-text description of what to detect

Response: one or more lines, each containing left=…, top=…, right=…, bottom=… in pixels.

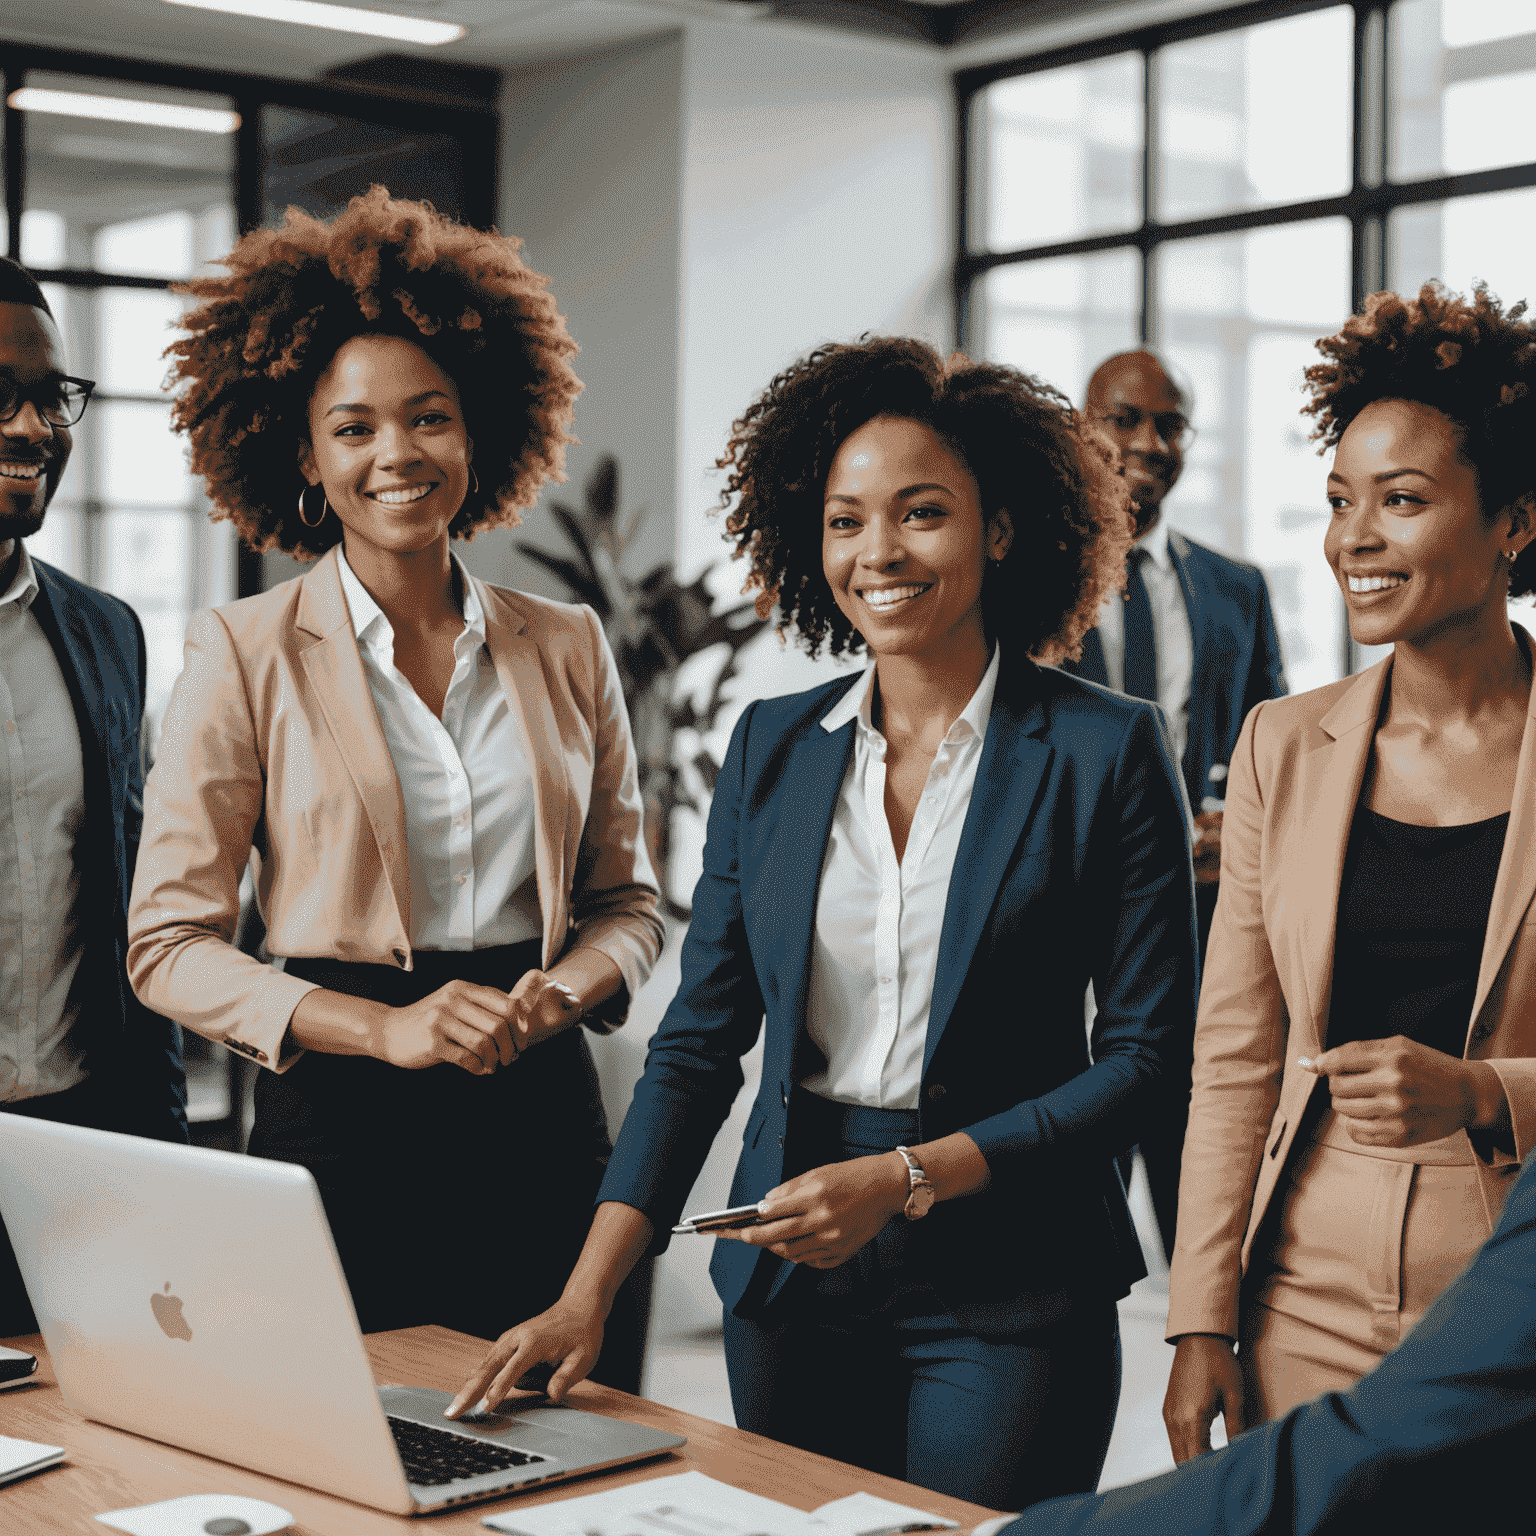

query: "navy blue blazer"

left=599, top=649, right=1198, bottom=1329
left=1066, top=530, right=1287, bottom=812
left=1001, top=1146, right=1536, bottom=1534
left=30, top=557, right=187, bottom=1141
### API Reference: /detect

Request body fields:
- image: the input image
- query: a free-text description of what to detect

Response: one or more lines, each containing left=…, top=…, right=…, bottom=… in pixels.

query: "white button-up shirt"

left=800, top=644, right=1001, bottom=1110
left=0, top=543, right=88, bottom=1102
left=336, top=548, right=540, bottom=951
left=1089, top=518, right=1194, bottom=764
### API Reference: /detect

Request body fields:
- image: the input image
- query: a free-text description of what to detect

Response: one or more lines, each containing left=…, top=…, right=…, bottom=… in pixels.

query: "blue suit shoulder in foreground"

left=999, top=1146, right=1536, bottom=1534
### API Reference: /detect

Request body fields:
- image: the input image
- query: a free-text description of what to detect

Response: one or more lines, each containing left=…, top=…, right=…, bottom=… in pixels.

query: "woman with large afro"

left=1164, top=282, right=1536, bottom=1460
left=448, top=336, right=1201, bottom=1513
left=126, top=188, right=663, bottom=1360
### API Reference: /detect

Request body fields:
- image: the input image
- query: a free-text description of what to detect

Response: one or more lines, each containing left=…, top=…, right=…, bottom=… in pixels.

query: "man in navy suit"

left=0, top=258, right=188, bottom=1335
left=1065, top=351, right=1287, bottom=1261
left=972, top=1145, right=1536, bottom=1535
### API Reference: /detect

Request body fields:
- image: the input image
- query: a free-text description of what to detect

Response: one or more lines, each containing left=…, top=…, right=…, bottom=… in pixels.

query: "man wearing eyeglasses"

left=0, top=257, right=188, bottom=1335
left=1065, top=350, right=1287, bottom=1263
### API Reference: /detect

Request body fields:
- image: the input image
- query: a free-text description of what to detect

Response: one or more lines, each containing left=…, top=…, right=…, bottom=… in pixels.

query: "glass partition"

left=19, top=72, right=236, bottom=281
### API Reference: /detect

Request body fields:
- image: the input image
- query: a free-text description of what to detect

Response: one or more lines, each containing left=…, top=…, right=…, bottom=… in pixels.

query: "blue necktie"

left=1122, top=546, right=1157, bottom=702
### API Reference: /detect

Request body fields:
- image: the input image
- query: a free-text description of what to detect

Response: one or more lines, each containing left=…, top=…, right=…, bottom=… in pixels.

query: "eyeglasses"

left=1099, top=407, right=1196, bottom=450
left=0, top=375, right=96, bottom=429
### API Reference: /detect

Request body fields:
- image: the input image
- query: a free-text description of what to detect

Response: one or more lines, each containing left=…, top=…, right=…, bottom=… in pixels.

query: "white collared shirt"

left=0, top=542, right=88, bottom=1102
left=336, top=547, right=541, bottom=951
left=800, top=644, right=1002, bottom=1110
left=1090, top=518, right=1194, bottom=764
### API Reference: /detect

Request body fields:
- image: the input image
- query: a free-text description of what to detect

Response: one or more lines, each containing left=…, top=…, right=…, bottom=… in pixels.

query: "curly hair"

left=717, top=336, right=1133, bottom=664
left=167, top=186, right=583, bottom=559
left=1303, top=281, right=1536, bottom=598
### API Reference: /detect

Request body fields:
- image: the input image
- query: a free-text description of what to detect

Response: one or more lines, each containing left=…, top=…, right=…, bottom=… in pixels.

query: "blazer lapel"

left=923, top=661, right=1053, bottom=1076
left=1070, top=625, right=1110, bottom=688
left=29, top=564, right=111, bottom=781
left=1168, top=532, right=1213, bottom=799
left=760, top=718, right=855, bottom=1082
left=295, top=549, right=412, bottom=941
left=1470, top=627, right=1536, bottom=1037
left=1290, top=660, right=1388, bottom=1048
left=478, top=582, right=571, bottom=967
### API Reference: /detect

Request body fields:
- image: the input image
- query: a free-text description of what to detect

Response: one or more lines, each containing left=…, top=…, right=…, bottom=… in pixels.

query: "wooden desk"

left=0, top=1328, right=1004, bottom=1535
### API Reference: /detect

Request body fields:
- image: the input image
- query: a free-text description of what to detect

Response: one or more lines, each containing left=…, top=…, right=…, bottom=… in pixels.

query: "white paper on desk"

left=811, top=1491, right=960, bottom=1534
left=0, top=1433, right=64, bottom=1485
left=481, top=1470, right=824, bottom=1536
left=481, top=1471, right=965, bottom=1536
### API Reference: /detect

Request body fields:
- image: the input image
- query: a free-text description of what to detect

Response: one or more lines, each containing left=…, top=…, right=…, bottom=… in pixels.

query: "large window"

left=960, top=0, right=1536, bottom=690
left=1, top=44, right=497, bottom=740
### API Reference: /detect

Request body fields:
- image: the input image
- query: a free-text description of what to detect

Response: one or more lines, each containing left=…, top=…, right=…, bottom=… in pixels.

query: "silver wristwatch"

left=894, top=1145, right=936, bottom=1221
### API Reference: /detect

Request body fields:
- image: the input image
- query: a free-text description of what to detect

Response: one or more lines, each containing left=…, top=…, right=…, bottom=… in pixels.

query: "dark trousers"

left=249, top=943, right=648, bottom=1390
left=723, top=1096, right=1122, bottom=1512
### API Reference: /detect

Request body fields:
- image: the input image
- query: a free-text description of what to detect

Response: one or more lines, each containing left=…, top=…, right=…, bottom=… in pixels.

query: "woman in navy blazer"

left=451, top=340, right=1200, bottom=1510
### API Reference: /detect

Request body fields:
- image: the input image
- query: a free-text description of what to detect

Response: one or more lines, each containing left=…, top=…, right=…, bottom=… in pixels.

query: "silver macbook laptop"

left=0, top=1116, right=683, bottom=1515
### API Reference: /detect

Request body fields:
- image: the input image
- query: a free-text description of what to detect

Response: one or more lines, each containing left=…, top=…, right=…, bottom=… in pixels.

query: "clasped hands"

left=1302, top=1034, right=1510, bottom=1146
left=377, top=969, right=581, bottom=1075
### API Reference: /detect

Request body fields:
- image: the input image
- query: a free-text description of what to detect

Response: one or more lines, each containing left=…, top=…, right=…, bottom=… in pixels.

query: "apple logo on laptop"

left=150, top=1282, right=192, bottom=1342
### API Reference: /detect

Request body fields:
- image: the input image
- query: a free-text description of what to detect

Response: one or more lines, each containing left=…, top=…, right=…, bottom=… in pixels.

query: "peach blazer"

left=1166, top=645, right=1536, bottom=1341
left=127, top=546, right=663, bottom=1075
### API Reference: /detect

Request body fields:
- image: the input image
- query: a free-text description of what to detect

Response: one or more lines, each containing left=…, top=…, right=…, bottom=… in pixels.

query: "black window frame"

left=955, top=0, right=1536, bottom=678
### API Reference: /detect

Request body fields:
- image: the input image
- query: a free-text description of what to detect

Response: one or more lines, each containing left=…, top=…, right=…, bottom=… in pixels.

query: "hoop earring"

left=298, top=483, right=330, bottom=529
left=470, top=467, right=480, bottom=497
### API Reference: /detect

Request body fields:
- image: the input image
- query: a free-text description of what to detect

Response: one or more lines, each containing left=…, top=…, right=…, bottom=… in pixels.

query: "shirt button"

left=927, top=1083, right=947, bottom=1102
left=457, top=873, right=468, bottom=886
left=879, top=976, right=892, bottom=985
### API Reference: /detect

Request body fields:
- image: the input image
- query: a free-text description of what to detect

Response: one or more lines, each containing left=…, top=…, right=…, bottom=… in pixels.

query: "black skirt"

left=247, top=941, right=613, bottom=1341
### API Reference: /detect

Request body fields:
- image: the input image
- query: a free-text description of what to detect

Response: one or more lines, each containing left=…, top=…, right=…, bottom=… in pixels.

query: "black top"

left=1328, top=807, right=1509, bottom=1061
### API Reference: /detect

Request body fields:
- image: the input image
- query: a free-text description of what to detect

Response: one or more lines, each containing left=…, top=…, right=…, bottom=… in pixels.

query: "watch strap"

left=894, top=1145, right=935, bottom=1220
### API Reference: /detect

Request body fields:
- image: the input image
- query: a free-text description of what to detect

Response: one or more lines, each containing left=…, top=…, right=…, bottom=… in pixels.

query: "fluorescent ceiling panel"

left=8, top=87, right=240, bottom=134
left=162, top=0, right=465, bottom=46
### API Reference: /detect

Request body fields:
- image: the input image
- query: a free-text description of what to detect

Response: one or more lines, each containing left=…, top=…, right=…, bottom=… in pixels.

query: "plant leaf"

left=514, top=545, right=611, bottom=617
left=585, top=454, right=619, bottom=523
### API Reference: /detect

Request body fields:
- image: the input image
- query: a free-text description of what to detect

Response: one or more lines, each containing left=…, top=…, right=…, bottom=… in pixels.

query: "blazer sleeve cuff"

left=567, top=918, right=659, bottom=1025
left=226, top=971, right=319, bottom=1073
left=1164, top=1283, right=1242, bottom=1344
left=1479, top=1057, right=1536, bottom=1165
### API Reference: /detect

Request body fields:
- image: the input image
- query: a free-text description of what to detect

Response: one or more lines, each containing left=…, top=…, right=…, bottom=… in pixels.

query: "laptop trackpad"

left=377, top=1384, right=686, bottom=1463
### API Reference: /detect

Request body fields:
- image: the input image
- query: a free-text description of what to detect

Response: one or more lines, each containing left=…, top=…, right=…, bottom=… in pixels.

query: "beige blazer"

left=1166, top=646, right=1536, bottom=1341
left=127, top=547, right=663, bottom=1073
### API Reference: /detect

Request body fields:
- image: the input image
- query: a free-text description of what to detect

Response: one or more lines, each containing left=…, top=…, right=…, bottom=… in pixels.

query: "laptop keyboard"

left=387, top=1414, right=549, bottom=1488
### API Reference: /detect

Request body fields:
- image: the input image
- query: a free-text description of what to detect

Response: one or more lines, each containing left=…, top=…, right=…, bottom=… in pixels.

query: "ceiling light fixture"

left=162, top=0, right=465, bottom=46
left=7, top=88, right=240, bottom=134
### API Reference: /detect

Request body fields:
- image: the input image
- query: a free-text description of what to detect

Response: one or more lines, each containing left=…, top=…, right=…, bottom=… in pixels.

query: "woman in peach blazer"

left=127, top=194, right=662, bottom=1345
left=1163, top=283, right=1536, bottom=1460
